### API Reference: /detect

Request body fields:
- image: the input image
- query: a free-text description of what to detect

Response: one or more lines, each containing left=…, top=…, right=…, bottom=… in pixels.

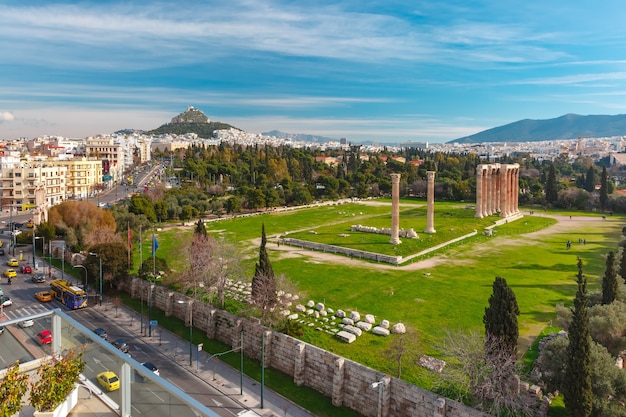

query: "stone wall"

left=281, top=238, right=402, bottom=265
left=122, top=278, right=497, bottom=417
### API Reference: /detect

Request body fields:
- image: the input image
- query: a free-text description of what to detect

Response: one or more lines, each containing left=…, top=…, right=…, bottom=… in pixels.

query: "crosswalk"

left=1, top=304, right=50, bottom=321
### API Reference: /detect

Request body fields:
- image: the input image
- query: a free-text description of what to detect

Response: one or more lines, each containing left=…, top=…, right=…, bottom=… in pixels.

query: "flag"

left=127, top=225, right=132, bottom=249
left=152, top=234, right=159, bottom=256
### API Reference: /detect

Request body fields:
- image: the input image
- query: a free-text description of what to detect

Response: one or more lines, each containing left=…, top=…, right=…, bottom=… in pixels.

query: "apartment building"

left=54, top=158, right=102, bottom=200
left=84, top=135, right=125, bottom=184
left=0, top=162, right=67, bottom=213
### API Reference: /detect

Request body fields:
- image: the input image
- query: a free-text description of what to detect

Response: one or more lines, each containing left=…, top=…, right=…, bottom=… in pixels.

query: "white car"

left=19, top=319, right=34, bottom=328
left=1, top=296, right=12, bottom=307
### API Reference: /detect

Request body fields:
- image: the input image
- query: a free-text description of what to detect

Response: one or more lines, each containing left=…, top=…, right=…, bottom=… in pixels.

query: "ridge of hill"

left=449, top=113, right=626, bottom=144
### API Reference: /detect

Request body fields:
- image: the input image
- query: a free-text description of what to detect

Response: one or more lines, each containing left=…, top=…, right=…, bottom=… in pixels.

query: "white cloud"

left=0, top=112, right=14, bottom=122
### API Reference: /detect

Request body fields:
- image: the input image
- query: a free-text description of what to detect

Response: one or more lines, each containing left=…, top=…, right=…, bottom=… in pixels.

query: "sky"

left=3, top=1, right=626, bottom=143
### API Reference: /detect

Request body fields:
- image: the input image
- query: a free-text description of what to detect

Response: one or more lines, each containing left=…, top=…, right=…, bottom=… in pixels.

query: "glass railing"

left=0, top=309, right=224, bottom=417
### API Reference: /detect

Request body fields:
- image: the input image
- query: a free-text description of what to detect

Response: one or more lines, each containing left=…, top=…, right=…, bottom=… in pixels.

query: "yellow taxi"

left=97, top=371, right=120, bottom=391
left=26, top=220, right=34, bottom=228
left=35, top=291, right=53, bottom=302
left=6, top=258, right=18, bottom=267
left=0, top=241, right=4, bottom=248
left=3, top=269, right=16, bottom=278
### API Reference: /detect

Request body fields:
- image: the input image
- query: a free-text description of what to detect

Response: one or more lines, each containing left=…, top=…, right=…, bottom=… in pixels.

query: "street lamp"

left=370, top=378, right=388, bottom=417
left=177, top=300, right=193, bottom=366
left=73, top=264, right=88, bottom=291
left=89, top=252, right=103, bottom=306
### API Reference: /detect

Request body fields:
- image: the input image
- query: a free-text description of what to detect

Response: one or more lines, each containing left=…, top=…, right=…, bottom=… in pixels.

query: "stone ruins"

left=475, top=163, right=520, bottom=218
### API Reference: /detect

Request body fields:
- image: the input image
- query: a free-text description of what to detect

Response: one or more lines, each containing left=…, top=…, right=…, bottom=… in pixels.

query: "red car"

left=21, top=265, right=32, bottom=274
left=37, top=329, right=52, bottom=345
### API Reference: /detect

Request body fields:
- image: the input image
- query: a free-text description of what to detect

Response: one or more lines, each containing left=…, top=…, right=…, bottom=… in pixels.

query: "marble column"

left=390, top=173, right=401, bottom=244
left=476, top=165, right=485, bottom=218
left=424, top=171, right=436, bottom=233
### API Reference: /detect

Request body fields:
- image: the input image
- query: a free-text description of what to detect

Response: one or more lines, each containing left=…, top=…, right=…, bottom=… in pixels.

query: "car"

left=37, top=329, right=52, bottom=345
left=0, top=240, right=3, bottom=248
left=97, top=371, right=120, bottom=392
left=20, top=265, right=32, bottom=274
left=93, top=328, right=108, bottom=340
left=111, top=339, right=130, bottom=353
left=0, top=248, right=5, bottom=256
left=35, top=291, right=53, bottom=302
left=6, top=258, right=18, bottom=267
left=0, top=326, right=4, bottom=335
left=26, top=220, right=34, bottom=228
left=98, top=202, right=106, bottom=208
left=1, top=296, right=12, bottom=307
left=32, top=273, right=45, bottom=283
left=19, top=319, right=34, bottom=328
left=13, top=223, right=23, bottom=229
left=141, top=362, right=160, bottom=376
left=3, top=269, right=16, bottom=278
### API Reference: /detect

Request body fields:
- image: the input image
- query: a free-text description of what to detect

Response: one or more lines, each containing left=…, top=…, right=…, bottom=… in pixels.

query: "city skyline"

left=3, top=1, right=626, bottom=143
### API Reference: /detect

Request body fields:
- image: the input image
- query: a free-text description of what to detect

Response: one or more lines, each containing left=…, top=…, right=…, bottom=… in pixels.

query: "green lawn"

left=135, top=201, right=625, bottom=391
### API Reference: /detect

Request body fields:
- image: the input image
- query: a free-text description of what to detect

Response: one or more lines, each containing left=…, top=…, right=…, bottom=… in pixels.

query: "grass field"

left=137, top=199, right=625, bottom=390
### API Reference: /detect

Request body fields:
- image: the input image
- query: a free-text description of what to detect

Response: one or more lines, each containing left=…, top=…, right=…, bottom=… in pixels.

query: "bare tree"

left=111, top=297, right=121, bottom=317
left=383, top=327, right=419, bottom=378
left=436, top=329, right=537, bottom=416
left=180, top=231, right=216, bottom=300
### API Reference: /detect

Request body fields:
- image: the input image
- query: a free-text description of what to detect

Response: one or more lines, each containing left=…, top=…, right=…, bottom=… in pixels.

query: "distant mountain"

left=448, top=113, right=626, bottom=144
left=147, top=106, right=237, bottom=138
left=263, top=130, right=339, bottom=144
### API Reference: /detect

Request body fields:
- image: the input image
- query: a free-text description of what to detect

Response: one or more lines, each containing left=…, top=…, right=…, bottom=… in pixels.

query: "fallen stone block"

left=336, top=331, right=357, bottom=344
left=372, top=326, right=390, bottom=336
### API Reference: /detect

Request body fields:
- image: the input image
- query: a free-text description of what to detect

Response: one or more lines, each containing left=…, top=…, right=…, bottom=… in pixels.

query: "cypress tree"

left=620, top=241, right=626, bottom=283
left=483, top=276, right=520, bottom=355
left=564, top=258, right=593, bottom=417
left=251, top=224, right=277, bottom=308
left=194, top=218, right=207, bottom=236
left=545, top=164, right=558, bottom=204
left=599, top=165, right=608, bottom=210
left=602, top=251, right=618, bottom=305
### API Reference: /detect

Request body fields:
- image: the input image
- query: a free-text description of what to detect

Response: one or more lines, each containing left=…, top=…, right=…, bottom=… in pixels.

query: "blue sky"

left=3, top=1, right=626, bottom=143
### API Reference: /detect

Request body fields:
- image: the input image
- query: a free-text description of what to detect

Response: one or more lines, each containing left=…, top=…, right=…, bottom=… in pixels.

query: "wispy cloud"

left=0, top=112, right=14, bottom=123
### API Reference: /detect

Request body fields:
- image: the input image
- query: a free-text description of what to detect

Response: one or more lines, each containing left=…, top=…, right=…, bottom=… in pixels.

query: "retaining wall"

left=122, top=278, right=494, bottom=417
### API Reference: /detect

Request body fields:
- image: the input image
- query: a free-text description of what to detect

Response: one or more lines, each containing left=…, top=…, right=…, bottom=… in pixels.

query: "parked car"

left=0, top=241, right=4, bottom=248
left=20, top=265, right=32, bottom=274
left=0, top=248, right=5, bottom=256
left=37, top=329, right=52, bottom=345
left=97, top=371, right=120, bottom=391
left=35, top=291, right=53, bottom=302
left=0, top=326, right=4, bottom=335
left=93, top=328, right=108, bottom=340
left=6, top=258, right=18, bottom=267
left=32, top=273, right=45, bottom=283
left=3, top=269, right=16, bottom=278
left=111, top=339, right=131, bottom=353
left=19, top=319, right=34, bottom=328
left=1, top=296, right=12, bottom=307
left=141, top=362, right=160, bottom=376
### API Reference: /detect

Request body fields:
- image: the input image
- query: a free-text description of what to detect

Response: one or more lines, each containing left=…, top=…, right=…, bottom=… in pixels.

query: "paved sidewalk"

left=91, top=303, right=317, bottom=417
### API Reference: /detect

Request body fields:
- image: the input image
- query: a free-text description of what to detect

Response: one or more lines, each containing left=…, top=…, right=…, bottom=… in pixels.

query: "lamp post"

left=61, top=242, right=66, bottom=280
left=89, top=252, right=103, bottom=306
left=148, top=281, right=155, bottom=337
left=73, top=264, right=87, bottom=291
left=177, top=300, right=193, bottom=366
left=370, top=378, right=388, bottom=417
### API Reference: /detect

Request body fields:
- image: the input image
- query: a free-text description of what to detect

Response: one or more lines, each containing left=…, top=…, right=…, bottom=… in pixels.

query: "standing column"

left=514, top=166, right=520, bottom=214
left=499, top=167, right=508, bottom=217
left=389, top=173, right=401, bottom=244
left=486, top=166, right=493, bottom=215
left=424, top=171, right=436, bottom=233
left=476, top=165, right=485, bottom=218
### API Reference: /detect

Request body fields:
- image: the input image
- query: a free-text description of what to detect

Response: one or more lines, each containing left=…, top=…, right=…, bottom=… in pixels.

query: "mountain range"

left=448, top=113, right=626, bottom=144
left=122, top=108, right=626, bottom=145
